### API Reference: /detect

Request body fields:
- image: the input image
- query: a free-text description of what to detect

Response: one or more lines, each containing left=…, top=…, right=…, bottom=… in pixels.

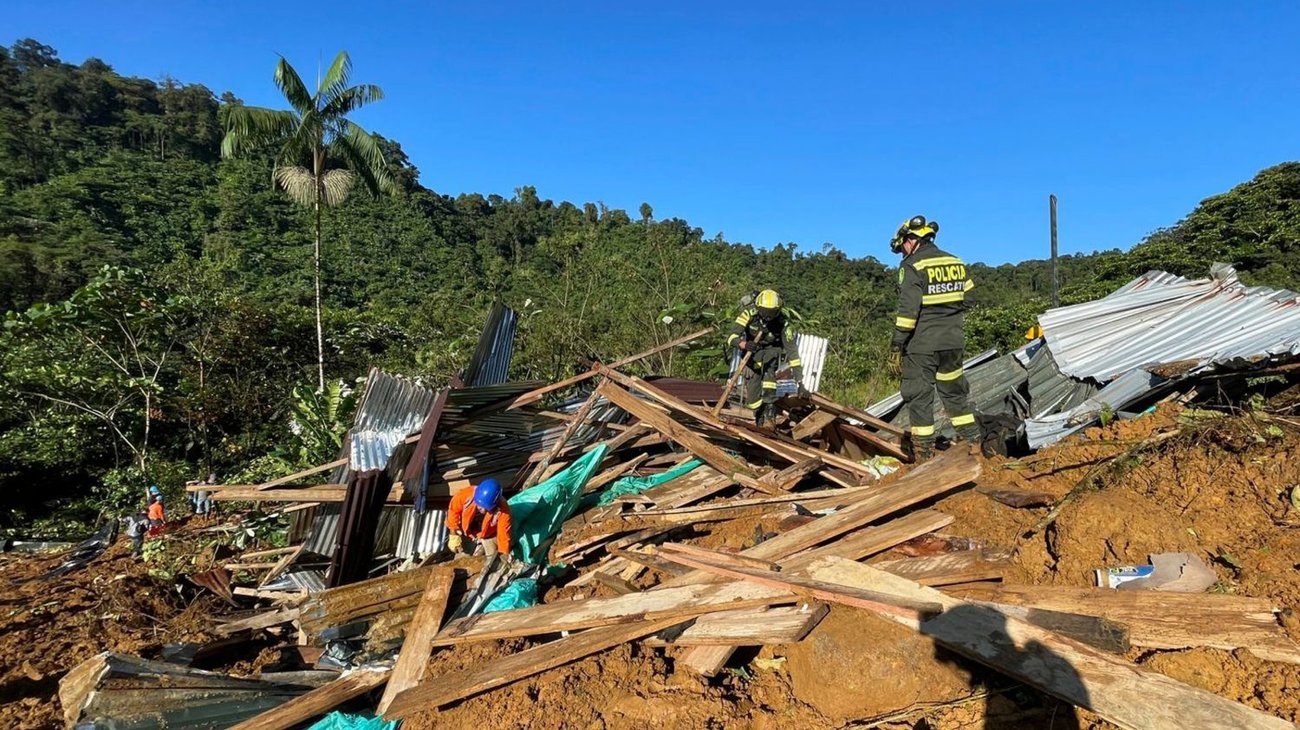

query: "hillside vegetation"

left=2, top=38, right=1298, bottom=533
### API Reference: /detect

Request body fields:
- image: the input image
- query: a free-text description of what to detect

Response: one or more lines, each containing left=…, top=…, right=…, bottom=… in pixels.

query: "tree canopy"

left=2, top=38, right=1298, bottom=534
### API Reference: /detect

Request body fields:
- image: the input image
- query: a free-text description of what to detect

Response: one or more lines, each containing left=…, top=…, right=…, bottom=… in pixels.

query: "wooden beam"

left=209, top=483, right=404, bottom=503
left=376, top=568, right=453, bottom=715
left=465, top=327, right=716, bottom=419
left=838, top=422, right=910, bottom=461
left=227, top=669, right=391, bottom=730
left=240, top=546, right=301, bottom=560
left=213, top=607, right=300, bottom=636
left=383, top=617, right=687, bottom=718
left=645, top=603, right=829, bottom=647
left=802, top=556, right=1295, bottom=730
left=952, top=585, right=1300, bottom=664
left=596, top=382, right=759, bottom=481
left=599, top=367, right=878, bottom=480
left=808, top=393, right=906, bottom=437
left=583, top=453, right=650, bottom=494
left=872, top=551, right=1006, bottom=587
left=524, top=383, right=604, bottom=490
left=659, top=542, right=783, bottom=573
left=651, top=549, right=943, bottom=620
left=791, top=409, right=837, bottom=441
left=255, top=458, right=349, bottom=490
left=741, top=450, right=978, bottom=563
left=815, top=509, right=955, bottom=561
left=258, top=545, right=305, bottom=588
left=430, top=579, right=791, bottom=647
left=675, top=454, right=976, bottom=675
left=757, top=457, right=824, bottom=492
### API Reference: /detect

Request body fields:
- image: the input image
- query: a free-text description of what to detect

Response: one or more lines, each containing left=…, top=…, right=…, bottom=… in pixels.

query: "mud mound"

left=0, top=524, right=228, bottom=730
left=933, top=404, right=1300, bottom=725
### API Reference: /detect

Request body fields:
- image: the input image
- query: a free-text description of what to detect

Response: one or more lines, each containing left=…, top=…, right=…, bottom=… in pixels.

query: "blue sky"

left=6, top=1, right=1299, bottom=264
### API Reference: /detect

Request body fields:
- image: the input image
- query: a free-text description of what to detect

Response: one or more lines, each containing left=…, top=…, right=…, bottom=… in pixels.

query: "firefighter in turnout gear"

left=728, top=289, right=804, bottom=428
left=888, top=216, right=980, bottom=460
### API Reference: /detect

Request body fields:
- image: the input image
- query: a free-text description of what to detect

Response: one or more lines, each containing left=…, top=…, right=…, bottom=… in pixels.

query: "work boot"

left=955, top=423, right=982, bottom=456
left=911, top=436, right=936, bottom=462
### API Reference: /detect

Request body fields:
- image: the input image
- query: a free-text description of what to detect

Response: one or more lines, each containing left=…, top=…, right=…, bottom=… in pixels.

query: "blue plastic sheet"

left=483, top=577, right=539, bottom=612
left=307, top=711, right=399, bottom=730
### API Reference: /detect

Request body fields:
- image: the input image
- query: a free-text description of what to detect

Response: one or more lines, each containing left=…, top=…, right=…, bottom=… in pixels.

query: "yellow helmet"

left=890, top=215, right=938, bottom=253
left=755, top=289, right=781, bottom=320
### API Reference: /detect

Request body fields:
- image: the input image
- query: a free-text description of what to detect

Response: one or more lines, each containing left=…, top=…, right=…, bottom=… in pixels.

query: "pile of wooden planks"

left=150, top=355, right=1300, bottom=730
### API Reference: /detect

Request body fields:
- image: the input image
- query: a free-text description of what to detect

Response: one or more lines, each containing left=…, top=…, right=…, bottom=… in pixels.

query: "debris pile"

left=12, top=265, right=1300, bottom=729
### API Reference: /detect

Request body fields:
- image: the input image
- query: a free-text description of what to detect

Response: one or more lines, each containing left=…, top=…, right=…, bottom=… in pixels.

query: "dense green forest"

left=2, top=39, right=1298, bottom=535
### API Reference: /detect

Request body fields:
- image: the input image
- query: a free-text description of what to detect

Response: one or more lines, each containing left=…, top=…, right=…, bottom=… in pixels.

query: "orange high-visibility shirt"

left=447, top=485, right=511, bottom=555
left=147, top=500, right=165, bottom=522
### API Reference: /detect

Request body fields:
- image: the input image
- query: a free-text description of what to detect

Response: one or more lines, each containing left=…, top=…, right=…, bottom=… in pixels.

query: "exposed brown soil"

left=0, top=520, right=233, bottom=730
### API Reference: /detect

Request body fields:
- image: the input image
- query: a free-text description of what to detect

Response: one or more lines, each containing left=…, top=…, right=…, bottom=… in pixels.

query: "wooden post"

left=712, top=350, right=752, bottom=418
left=1050, top=193, right=1059, bottom=307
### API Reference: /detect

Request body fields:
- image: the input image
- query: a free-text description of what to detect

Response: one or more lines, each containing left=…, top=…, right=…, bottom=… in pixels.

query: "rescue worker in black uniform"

left=887, top=216, right=979, bottom=460
left=727, top=289, right=804, bottom=428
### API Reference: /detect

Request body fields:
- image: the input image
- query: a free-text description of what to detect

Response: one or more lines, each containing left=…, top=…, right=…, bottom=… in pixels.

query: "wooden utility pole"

left=1050, top=194, right=1060, bottom=307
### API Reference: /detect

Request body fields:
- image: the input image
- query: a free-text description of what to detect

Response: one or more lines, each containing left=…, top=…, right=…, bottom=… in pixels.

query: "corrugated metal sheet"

left=865, top=348, right=1000, bottom=418
left=463, top=301, right=518, bottom=387
left=349, top=369, right=438, bottom=472
left=301, top=503, right=406, bottom=560
left=1025, top=369, right=1171, bottom=448
left=1040, top=264, right=1300, bottom=382
left=1027, top=344, right=1098, bottom=418
left=396, top=508, right=448, bottom=559
left=794, top=333, right=828, bottom=393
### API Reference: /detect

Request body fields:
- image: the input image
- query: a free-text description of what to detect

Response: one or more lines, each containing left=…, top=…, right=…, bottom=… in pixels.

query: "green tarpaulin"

left=507, top=444, right=609, bottom=565
left=307, top=711, right=399, bottom=730
left=597, top=458, right=703, bottom=505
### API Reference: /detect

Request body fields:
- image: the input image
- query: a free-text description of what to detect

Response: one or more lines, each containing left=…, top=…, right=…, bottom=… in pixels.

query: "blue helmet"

left=148, top=485, right=160, bottom=495
left=473, top=478, right=502, bottom=510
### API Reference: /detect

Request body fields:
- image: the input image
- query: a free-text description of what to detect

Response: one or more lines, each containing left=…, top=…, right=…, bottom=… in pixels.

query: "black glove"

left=887, top=349, right=903, bottom=378
left=797, top=383, right=810, bottom=398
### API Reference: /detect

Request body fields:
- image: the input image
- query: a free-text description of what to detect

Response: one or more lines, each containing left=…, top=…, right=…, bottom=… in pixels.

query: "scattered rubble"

left=7, top=266, right=1300, bottom=729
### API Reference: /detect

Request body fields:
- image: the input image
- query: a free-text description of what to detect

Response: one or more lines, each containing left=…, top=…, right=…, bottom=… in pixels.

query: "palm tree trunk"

left=314, top=195, right=325, bottom=391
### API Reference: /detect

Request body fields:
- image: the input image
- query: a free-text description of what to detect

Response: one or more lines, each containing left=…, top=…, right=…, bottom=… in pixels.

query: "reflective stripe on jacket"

left=891, top=241, right=973, bottom=353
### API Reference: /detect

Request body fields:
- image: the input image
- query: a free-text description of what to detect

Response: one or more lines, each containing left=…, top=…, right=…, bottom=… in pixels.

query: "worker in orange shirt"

left=146, top=485, right=166, bottom=536
left=446, top=478, right=513, bottom=562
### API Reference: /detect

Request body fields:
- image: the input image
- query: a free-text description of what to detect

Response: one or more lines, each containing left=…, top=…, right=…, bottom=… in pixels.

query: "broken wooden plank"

left=254, top=458, right=349, bottom=491
left=803, top=556, right=1296, bottom=730
left=659, top=542, right=782, bottom=573
left=597, top=381, right=759, bottom=481
left=974, top=603, right=1132, bottom=655
left=466, top=327, right=715, bottom=419
left=808, top=393, right=906, bottom=437
left=258, top=545, right=306, bottom=588
left=228, top=669, right=391, bottom=730
left=814, top=509, right=955, bottom=561
left=429, top=579, right=790, bottom=647
left=241, top=545, right=303, bottom=560
left=376, top=568, right=453, bottom=715
left=524, top=384, right=604, bottom=490
left=583, top=453, right=650, bottom=493
left=675, top=454, right=977, bottom=676
left=757, top=457, right=824, bottom=492
left=644, top=603, right=829, bottom=647
left=838, top=421, right=910, bottom=461
left=652, top=549, right=943, bottom=620
left=383, top=617, right=687, bottom=718
left=872, top=551, right=1006, bottom=587
left=791, top=409, right=838, bottom=441
left=213, top=607, right=300, bottom=636
left=952, top=585, right=1300, bottom=664
left=210, top=484, right=404, bottom=503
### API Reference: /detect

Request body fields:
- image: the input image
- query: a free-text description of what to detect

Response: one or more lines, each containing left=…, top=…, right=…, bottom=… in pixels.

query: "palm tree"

left=221, top=51, right=394, bottom=390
